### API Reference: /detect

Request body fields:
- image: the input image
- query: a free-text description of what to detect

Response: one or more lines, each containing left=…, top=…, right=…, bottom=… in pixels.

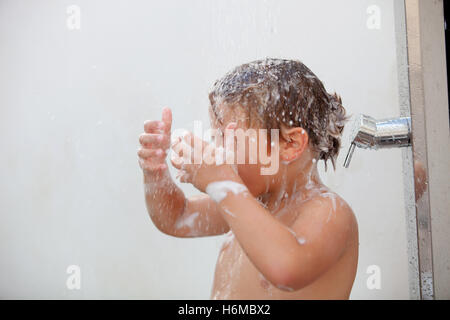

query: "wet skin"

left=139, top=107, right=359, bottom=299
left=211, top=187, right=359, bottom=300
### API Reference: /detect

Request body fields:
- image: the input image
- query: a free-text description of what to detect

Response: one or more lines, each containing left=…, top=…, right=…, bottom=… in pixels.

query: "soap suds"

left=206, top=181, right=248, bottom=203
left=305, top=170, right=315, bottom=190
left=276, top=284, right=295, bottom=292
left=214, top=146, right=225, bottom=165
left=287, top=227, right=307, bottom=245
left=321, top=191, right=338, bottom=223
left=222, top=230, right=234, bottom=248
left=175, top=212, right=199, bottom=229
left=208, top=58, right=348, bottom=171
left=321, top=192, right=337, bottom=212
left=222, top=207, right=236, bottom=218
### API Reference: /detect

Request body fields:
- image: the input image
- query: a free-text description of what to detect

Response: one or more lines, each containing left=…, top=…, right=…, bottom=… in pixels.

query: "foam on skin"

left=276, top=284, right=295, bottom=292
left=205, top=181, right=248, bottom=203
left=175, top=212, right=199, bottom=229
left=287, top=227, right=307, bottom=245
left=222, top=207, right=236, bottom=218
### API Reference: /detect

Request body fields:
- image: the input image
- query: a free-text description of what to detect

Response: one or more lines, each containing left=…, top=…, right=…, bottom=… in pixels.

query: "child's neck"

left=260, top=157, right=323, bottom=213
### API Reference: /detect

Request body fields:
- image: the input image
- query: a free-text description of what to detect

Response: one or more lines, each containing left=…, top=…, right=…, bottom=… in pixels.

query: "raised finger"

left=144, top=120, right=165, bottom=134
left=161, top=107, right=172, bottom=133
left=139, top=133, right=170, bottom=148
left=137, top=148, right=167, bottom=159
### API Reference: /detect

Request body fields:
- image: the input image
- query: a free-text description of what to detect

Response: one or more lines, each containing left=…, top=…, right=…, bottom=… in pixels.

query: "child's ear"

left=279, top=126, right=309, bottom=162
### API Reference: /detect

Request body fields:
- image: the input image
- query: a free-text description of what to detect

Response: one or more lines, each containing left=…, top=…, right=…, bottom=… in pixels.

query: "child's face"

left=208, top=103, right=280, bottom=196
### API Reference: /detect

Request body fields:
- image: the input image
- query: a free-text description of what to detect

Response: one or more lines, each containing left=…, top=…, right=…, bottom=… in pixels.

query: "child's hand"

left=138, top=107, right=172, bottom=177
left=170, top=123, right=238, bottom=192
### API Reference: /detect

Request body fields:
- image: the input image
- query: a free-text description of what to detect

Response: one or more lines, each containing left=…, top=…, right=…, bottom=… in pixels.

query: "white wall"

left=0, top=0, right=410, bottom=299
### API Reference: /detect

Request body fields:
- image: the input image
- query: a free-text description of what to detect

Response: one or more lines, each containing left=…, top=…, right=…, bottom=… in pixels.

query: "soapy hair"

left=208, top=58, right=348, bottom=170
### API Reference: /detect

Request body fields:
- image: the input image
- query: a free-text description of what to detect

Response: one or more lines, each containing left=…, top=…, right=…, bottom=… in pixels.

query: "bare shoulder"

left=310, top=188, right=355, bottom=221
left=292, top=188, right=358, bottom=244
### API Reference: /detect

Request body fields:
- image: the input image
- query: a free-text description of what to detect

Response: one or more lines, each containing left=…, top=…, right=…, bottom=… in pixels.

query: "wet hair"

left=208, top=58, right=348, bottom=170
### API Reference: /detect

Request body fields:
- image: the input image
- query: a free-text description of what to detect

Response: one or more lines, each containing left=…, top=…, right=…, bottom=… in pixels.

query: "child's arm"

left=138, top=107, right=229, bottom=237
left=172, top=130, right=355, bottom=291
left=142, top=171, right=230, bottom=237
left=215, top=180, right=355, bottom=291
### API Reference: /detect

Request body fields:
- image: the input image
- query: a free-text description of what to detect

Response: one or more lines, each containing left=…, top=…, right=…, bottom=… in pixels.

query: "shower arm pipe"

left=343, top=115, right=412, bottom=169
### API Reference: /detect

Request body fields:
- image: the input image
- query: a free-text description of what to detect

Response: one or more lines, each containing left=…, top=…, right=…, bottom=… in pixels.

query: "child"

left=138, top=58, right=358, bottom=299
